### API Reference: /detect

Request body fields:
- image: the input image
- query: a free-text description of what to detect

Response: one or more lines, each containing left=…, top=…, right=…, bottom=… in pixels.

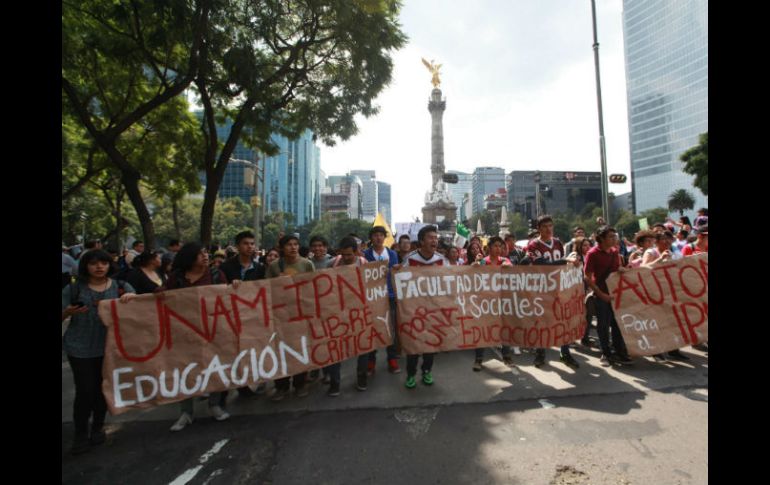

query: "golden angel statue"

left=421, top=58, right=442, bottom=88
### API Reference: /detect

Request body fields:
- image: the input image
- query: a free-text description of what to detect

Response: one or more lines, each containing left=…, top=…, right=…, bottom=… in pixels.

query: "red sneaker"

left=388, top=358, right=401, bottom=374
left=367, top=360, right=376, bottom=376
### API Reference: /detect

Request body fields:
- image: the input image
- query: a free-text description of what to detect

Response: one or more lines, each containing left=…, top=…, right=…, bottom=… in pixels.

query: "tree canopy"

left=680, top=132, right=708, bottom=196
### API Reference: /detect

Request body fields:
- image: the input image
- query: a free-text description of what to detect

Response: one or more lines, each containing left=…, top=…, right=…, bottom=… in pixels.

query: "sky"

left=320, top=0, right=632, bottom=224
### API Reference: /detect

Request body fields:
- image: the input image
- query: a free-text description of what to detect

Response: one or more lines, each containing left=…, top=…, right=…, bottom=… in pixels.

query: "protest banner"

left=393, top=264, right=586, bottom=353
left=606, top=253, right=708, bottom=356
left=395, top=222, right=428, bottom=242
left=98, top=261, right=391, bottom=415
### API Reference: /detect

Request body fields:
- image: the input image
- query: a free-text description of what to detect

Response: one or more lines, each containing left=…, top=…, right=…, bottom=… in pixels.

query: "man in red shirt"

left=682, top=225, right=708, bottom=256
left=584, top=225, right=632, bottom=366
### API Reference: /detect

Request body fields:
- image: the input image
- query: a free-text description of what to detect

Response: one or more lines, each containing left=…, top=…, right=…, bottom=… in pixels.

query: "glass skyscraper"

left=622, top=0, right=708, bottom=216
left=198, top=112, right=321, bottom=227
left=262, top=130, right=321, bottom=226
left=377, top=181, right=392, bottom=224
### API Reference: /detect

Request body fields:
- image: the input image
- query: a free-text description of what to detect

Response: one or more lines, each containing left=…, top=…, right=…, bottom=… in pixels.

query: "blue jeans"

left=325, top=353, right=370, bottom=385
left=595, top=298, right=628, bottom=356
left=406, top=353, right=434, bottom=376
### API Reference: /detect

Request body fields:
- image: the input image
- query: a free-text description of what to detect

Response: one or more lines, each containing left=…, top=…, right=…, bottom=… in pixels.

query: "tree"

left=506, top=212, right=530, bottom=240
left=680, top=132, right=708, bottom=196
left=639, top=207, right=669, bottom=226
left=152, top=196, right=255, bottom=246
left=62, top=0, right=211, bottom=248
left=307, top=213, right=372, bottom=249
left=193, top=0, right=407, bottom=245
left=668, top=189, right=696, bottom=216
left=468, top=211, right=499, bottom=237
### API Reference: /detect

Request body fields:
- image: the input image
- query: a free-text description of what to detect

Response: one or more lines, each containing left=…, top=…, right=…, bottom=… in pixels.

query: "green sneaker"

left=405, top=375, right=416, bottom=389
left=422, top=371, right=434, bottom=386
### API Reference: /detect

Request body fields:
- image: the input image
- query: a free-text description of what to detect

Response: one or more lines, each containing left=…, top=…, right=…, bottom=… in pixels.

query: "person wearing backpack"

left=62, top=249, right=137, bottom=455
left=161, top=242, right=232, bottom=431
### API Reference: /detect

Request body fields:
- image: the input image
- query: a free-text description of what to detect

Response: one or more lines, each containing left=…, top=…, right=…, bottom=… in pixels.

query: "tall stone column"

left=428, top=88, right=446, bottom=188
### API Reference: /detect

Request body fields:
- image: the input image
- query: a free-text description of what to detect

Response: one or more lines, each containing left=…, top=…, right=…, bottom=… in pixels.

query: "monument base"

left=422, top=201, right=457, bottom=224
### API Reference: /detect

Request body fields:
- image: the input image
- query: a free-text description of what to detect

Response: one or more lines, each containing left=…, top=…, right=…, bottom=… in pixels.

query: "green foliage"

left=506, top=212, right=530, bottom=240
left=151, top=196, right=254, bottom=246
left=680, top=132, right=708, bottom=196
left=467, top=211, right=499, bottom=237
left=639, top=207, right=669, bottom=226
left=667, top=189, right=696, bottom=216
left=306, top=213, right=372, bottom=249
left=194, top=0, right=408, bottom=244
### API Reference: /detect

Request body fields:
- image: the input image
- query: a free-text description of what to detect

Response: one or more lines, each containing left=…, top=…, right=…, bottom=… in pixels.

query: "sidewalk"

left=62, top=341, right=708, bottom=425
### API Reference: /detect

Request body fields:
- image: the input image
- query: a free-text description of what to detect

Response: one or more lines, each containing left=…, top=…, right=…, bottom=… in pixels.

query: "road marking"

left=538, top=399, right=556, bottom=409
left=168, top=439, right=229, bottom=485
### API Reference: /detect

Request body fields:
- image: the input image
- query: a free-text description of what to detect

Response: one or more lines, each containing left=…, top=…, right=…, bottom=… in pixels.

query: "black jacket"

left=220, top=257, right=265, bottom=282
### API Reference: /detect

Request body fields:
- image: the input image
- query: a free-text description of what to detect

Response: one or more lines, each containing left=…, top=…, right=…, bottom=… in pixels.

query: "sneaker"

left=327, top=381, right=340, bottom=397
left=472, top=359, right=483, bottom=372
left=502, top=355, right=514, bottom=366
left=210, top=405, right=230, bottom=421
left=295, top=385, right=310, bottom=398
left=513, top=346, right=522, bottom=355
left=599, top=354, right=614, bottom=367
left=560, top=353, right=580, bottom=369
left=388, top=358, right=401, bottom=374
left=580, top=337, right=592, bottom=347
left=356, top=373, right=368, bottom=391
left=367, top=360, right=376, bottom=376
left=422, top=371, right=434, bottom=386
left=170, top=412, right=193, bottom=432
left=307, top=369, right=320, bottom=383
left=405, top=375, right=416, bottom=389
left=533, top=351, right=546, bottom=368
left=667, top=349, right=690, bottom=361
left=90, top=427, right=106, bottom=445
left=71, top=432, right=90, bottom=455
left=270, top=388, right=289, bottom=402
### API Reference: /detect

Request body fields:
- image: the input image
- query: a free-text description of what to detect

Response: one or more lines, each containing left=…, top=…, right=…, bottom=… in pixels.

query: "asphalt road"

left=62, top=342, right=708, bottom=485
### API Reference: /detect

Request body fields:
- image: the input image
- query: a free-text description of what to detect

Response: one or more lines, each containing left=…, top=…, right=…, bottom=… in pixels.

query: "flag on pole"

left=373, top=213, right=395, bottom=248
left=454, top=222, right=471, bottom=248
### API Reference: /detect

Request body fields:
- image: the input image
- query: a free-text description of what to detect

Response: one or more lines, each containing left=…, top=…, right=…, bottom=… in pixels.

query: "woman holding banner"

left=471, top=236, right=515, bottom=371
left=62, top=249, right=137, bottom=454
left=161, top=242, right=232, bottom=431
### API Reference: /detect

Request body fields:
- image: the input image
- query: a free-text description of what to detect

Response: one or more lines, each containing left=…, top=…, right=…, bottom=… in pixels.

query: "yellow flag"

left=373, top=213, right=395, bottom=248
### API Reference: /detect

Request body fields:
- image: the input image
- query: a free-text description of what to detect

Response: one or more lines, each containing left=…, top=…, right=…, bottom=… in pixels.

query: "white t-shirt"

left=372, top=247, right=390, bottom=262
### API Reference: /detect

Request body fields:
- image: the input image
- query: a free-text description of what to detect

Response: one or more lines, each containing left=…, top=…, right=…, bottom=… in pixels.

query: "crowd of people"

left=61, top=207, right=708, bottom=454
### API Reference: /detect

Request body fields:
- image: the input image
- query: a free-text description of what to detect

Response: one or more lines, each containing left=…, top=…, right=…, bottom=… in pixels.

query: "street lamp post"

left=591, top=0, right=611, bottom=225
left=533, top=171, right=541, bottom=218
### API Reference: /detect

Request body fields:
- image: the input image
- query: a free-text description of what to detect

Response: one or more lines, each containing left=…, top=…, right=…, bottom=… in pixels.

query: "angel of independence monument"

left=420, top=58, right=457, bottom=224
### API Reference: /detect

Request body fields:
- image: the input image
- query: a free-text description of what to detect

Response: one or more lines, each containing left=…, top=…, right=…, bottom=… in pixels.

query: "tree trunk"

left=122, top=171, right=156, bottom=250
left=200, top=184, right=217, bottom=247
left=172, top=198, right=182, bottom=241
